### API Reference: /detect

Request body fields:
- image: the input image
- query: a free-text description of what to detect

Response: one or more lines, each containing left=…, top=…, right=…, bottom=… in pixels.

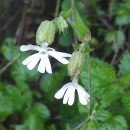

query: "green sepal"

left=60, top=9, right=72, bottom=19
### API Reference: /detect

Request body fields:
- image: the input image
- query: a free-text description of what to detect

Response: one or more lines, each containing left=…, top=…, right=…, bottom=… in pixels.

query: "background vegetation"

left=0, top=0, right=130, bottom=130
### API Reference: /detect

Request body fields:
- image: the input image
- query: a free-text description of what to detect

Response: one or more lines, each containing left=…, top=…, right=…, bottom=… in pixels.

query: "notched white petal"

left=45, top=56, right=52, bottom=74
left=22, top=53, right=40, bottom=65
left=48, top=51, right=71, bottom=58
left=48, top=51, right=70, bottom=64
left=55, top=83, right=70, bottom=99
left=38, top=56, right=46, bottom=73
left=20, top=44, right=42, bottom=52
left=63, top=85, right=75, bottom=105
left=77, top=85, right=89, bottom=105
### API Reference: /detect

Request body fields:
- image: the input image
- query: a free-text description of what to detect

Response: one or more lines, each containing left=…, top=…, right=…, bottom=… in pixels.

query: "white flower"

left=55, top=81, right=90, bottom=106
left=20, top=42, right=71, bottom=74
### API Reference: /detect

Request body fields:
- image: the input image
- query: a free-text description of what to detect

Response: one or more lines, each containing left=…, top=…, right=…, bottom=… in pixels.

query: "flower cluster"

left=20, top=17, right=90, bottom=106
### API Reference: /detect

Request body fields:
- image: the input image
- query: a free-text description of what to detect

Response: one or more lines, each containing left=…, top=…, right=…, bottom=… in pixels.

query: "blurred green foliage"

left=1, top=0, right=130, bottom=130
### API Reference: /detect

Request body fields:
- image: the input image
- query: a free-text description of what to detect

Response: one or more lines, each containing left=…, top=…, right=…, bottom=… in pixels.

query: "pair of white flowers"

left=20, top=42, right=89, bottom=105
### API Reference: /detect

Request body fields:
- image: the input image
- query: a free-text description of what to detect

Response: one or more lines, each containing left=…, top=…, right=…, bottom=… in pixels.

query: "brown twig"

left=0, top=54, right=20, bottom=75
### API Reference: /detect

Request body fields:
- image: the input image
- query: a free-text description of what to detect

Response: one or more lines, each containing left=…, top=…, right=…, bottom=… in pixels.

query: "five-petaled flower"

left=20, top=42, right=71, bottom=74
left=55, top=81, right=90, bottom=105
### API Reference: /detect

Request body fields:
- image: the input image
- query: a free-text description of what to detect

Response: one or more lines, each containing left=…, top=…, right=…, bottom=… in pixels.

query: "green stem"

left=71, top=0, right=78, bottom=45
left=87, top=53, right=92, bottom=115
left=55, top=0, right=61, bottom=18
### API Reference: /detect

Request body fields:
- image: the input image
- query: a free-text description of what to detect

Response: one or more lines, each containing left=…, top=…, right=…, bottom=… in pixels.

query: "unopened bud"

left=68, top=51, right=84, bottom=78
left=36, top=20, right=56, bottom=45
left=56, top=16, right=68, bottom=33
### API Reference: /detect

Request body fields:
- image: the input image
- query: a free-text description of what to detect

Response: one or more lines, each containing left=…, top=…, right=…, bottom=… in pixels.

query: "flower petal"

left=38, top=55, right=46, bottom=73
left=20, top=44, right=42, bottom=52
left=22, top=53, right=40, bottom=65
left=68, top=87, right=75, bottom=105
left=48, top=51, right=71, bottom=57
left=77, top=85, right=89, bottom=105
left=54, top=83, right=70, bottom=99
left=26, top=54, right=40, bottom=70
left=43, top=56, right=52, bottom=74
left=48, top=51, right=70, bottom=64
left=63, top=85, right=75, bottom=105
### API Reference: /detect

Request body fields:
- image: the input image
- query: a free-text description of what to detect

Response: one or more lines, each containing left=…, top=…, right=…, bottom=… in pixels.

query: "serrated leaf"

left=22, top=103, right=50, bottom=130
left=93, top=110, right=111, bottom=122
left=119, top=70, right=130, bottom=86
left=108, top=116, right=128, bottom=130
left=0, top=84, right=31, bottom=115
left=80, top=58, right=117, bottom=108
left=118, top=54, right=130, bottom=74
left=81, top=58, right=116, bottom=90
left=122, top=93, right=130, bottom=111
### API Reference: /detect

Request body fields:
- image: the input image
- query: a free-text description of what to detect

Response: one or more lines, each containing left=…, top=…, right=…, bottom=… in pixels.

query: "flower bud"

left=36, top=20, right=56, bottom=45
left=68, top=51, right=84, bottom=78
left=56, top=16, right=68, bottom=33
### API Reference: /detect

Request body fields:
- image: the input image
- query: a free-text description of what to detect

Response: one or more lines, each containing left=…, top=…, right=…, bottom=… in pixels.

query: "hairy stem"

left=71, top=0, right=78, bottom=45
left=87, top=53, right=92, bottom=115
left=55, top=0, right=61, bottom=18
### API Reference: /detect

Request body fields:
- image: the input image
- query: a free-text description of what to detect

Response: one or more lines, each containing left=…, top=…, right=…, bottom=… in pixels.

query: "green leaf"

left=40, top=66, right=67, bottom=101
left=66, top=123, right=72, bottom=130
left=122, top=93, right=130, bottom=111
left=81, top=58, right=116, bottom=90
left=115, top=1, right=130, bottom=25
left=93, top=110, right=111, bottom=122
left=67, top=10, right=91, bottom=42
left=105, top=31, right=125, bottom=53
left=21, top=103, right=50, bottom=130
left=60, top=9, right=72, bottom=19
left=80, top=58, right=118, bottom=108
left=0, top=84, right=31, bottom=115
left=11, top=54, right=39, bottom=83
left=118, top=54, right=130, bottom=74
left=119, top=70, right=130, bottom=87
left=0, top=38, right=19, bottom=61
left=112, top=31, right=125, bottom=53
left=105, top=31, right=116, bottom=43
left=108, top=116, right=128, bottom=130
left=78, top=102, right=89, bottom=114
left=0, top=125, right=6, bottom=130
left=15, top=125, right=26, bottom=130
left=46, top=125, right=56, bottom=130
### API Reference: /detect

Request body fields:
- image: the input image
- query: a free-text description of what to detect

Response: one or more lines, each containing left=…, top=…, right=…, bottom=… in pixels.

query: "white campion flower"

left=20, top=42, right=71, bottom=74
left=55, top=81, right=90, bottom=105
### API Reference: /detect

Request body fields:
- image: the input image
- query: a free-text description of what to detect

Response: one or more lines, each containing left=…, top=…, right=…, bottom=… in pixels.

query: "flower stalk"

left=87, top=53, right=92, bottom=115
left=71, top=0, right=78, bottom=45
